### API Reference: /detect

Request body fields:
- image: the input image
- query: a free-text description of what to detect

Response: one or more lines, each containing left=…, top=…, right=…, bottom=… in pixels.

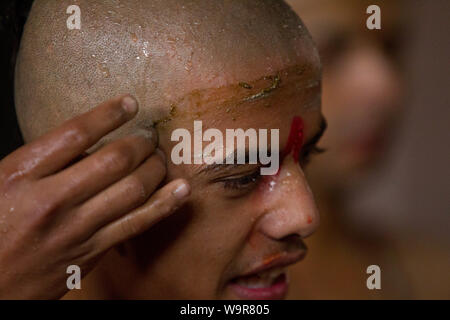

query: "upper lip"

left=235, top=249, right=307, bottom=280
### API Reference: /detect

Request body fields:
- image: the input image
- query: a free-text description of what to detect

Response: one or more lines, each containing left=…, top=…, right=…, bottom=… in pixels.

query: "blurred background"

left=285, top=0, right=450, bottom=299
left=1, top=0, right=448, bottom=299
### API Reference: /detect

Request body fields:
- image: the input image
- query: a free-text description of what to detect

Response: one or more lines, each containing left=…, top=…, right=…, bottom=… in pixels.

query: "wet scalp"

left=15, top=0, right=314, bottom=141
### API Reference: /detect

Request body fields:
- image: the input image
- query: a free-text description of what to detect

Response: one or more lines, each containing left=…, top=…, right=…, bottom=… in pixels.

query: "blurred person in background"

left=286, top=0, right=450, bottom=299
left=285, top=0, right=410, bottom=299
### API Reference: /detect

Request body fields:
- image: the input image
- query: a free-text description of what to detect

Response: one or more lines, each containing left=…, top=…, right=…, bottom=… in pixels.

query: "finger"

left=4, top=95, right=140, bottom=179
left=42, top=131, right=157, bottom=208
left=92, top=179, right=190, bottom=252
left=74, top=151, right=166, bottom=236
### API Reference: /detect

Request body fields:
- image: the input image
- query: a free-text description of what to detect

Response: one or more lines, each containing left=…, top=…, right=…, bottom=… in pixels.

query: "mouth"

left=227, top=250, right=306, bottom=300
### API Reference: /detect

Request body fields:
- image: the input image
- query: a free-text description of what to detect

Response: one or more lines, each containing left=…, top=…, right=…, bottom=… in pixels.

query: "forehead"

left=156, top=63, right=321, bottom=130
left=132, top=22, right=322, bottom=135
left=155, top=62, right=323, bottom=170
left=152, top=25, right=320, bottom=107
left=156, top=67, right=323, bottom=182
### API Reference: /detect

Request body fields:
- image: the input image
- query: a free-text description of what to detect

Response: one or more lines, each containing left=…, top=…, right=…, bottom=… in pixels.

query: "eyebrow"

left=195, top=116, right=328, bottom=177
left=195, top=150, right=260, bottom=176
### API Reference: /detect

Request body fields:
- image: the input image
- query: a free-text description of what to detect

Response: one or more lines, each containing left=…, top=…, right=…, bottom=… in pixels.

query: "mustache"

left=236, top=235, right=308, bottom=276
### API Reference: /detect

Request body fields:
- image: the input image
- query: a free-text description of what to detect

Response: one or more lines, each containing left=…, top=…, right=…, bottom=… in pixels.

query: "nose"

left=256, top=157, right=319, bottom=240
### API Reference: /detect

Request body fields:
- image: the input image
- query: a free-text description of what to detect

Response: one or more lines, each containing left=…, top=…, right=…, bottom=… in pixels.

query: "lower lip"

left=228, top=273, right=288, bottom=300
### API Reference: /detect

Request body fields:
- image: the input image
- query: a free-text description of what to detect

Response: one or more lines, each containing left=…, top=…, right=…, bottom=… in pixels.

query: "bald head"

left=15, top=0, right=317, bottom=142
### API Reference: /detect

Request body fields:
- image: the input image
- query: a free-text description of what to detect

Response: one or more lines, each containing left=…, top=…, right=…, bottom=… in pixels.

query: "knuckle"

left=63, top=122, right=92, bottom=148
left=101, top=144, right=134, bottom=174
left=0, top=167, right=24, bottom=191
left=120, top=216, right=141, bottom=238
left=126, top=175, right=148, bottom=202
left=40, top=194, right=65, bottom=217
left=27, top=194, right=64, bottom=226
left=0, top=154, right=35, bottom=191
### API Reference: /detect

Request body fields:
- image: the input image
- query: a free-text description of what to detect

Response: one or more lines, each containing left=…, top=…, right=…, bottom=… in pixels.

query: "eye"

left=299, top=145, right=326, bottom=167
left=215, top=170, right=261, bottom=192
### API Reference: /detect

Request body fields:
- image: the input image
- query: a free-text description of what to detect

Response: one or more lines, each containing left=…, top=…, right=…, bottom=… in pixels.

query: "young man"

left=1, top=0, right=325, bottom=299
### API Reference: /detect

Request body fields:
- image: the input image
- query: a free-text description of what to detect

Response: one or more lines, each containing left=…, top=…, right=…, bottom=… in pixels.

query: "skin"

left=10, top=0, right=324, bottom=299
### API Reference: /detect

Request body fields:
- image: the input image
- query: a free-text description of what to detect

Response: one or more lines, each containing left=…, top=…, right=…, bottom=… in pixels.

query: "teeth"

left=235, top=267, right=286, bottom=288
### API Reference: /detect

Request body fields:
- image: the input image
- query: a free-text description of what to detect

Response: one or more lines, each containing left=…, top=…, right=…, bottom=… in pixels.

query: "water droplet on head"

left=98, top=62, right=111, bottom=78
left=142, top=41, right=150, bottom=58
left=184, top=60, right=193, bottom=72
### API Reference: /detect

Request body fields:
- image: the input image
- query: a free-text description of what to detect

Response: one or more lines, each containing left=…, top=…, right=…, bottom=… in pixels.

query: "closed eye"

left=299, top=117, right=327, bottom=166
left=215, top=169, right=261, bottom=192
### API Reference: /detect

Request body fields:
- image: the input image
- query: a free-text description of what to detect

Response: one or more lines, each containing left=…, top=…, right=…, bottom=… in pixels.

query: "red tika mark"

left=282, top=116, right=304, bottom=163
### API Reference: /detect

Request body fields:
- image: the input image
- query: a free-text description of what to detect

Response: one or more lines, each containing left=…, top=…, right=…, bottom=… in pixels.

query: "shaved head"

left=12, top=0, right=326, bottom=300
left=15, top=0, right=317, bottom=142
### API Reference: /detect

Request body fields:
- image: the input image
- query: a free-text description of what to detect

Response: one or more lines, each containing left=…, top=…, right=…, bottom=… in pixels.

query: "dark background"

left=0, top=0, right=33, bottom=159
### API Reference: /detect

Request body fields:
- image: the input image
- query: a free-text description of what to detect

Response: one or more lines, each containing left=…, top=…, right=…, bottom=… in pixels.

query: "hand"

left=0, top=95, right=190, bottom=299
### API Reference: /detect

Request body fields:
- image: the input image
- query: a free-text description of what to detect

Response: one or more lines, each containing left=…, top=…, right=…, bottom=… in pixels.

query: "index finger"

left=5, top=95, right=141, bottom=179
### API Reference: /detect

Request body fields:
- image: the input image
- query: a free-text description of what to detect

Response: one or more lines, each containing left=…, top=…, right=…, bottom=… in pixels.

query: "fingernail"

left=122, top=96, right=138, bottom=114
left=172, top=182, right=191, bottom=200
